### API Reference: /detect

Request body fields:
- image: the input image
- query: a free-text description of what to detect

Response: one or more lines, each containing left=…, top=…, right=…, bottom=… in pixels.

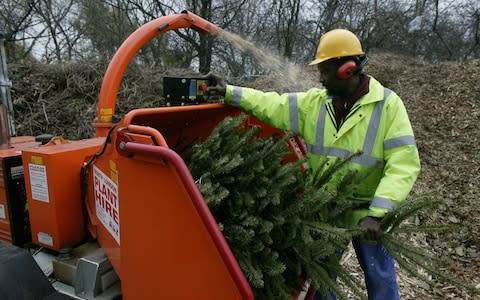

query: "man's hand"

left=204, top=73, right=227, bottom=97
left=358, top=216, right=383, bottom=241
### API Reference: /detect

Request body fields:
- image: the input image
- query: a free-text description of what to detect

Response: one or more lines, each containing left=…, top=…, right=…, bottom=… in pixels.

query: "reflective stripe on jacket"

left=224, top=76, right=421, bottom=225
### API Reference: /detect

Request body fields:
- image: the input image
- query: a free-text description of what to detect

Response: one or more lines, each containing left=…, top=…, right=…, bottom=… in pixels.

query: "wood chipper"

left=0, top=11, right=306, bottom=300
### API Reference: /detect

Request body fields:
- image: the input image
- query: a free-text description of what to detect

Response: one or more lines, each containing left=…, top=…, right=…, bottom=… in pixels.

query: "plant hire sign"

left=93, top=165, right=120, bottom=244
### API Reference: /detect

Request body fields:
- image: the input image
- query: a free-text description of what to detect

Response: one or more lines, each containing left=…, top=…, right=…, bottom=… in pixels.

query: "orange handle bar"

left=126, top=124, right=168, bottom=147
left=94, top=11, right=219, bottom=137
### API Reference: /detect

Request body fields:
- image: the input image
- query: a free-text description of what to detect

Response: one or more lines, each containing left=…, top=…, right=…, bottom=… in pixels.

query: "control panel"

left=163, top=77, right=210, bottom=106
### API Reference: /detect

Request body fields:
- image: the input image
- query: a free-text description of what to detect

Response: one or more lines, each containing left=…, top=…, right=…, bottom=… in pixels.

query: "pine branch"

left=391, top=224, right=459, bottom=234
left=382, top=234, right=480, bottom=296
left=309, top=152, right=360, bottom=188
left=380, top=195, right=443, bottom=233
left=387, top=246, right=436, bottom=288
left=307, top=259, right=349, bottom=300
left=304, top=221, right=353, bottom=241
left=335, top=266, right=367, bottom=300
left=382, top=234, right=449, bottom=268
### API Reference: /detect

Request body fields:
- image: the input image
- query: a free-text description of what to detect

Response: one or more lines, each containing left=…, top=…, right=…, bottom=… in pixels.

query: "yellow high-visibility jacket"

left=224, top=75, right=421, bottom=225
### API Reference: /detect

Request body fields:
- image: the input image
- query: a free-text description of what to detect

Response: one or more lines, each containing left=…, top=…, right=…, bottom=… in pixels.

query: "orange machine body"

left=22, top=137, right=104, bottom=251
left=0, top=11, right=310, bottom=300
left=82, top=10, right=304, bottom=299
left=0, top=136, right=39, bottom=245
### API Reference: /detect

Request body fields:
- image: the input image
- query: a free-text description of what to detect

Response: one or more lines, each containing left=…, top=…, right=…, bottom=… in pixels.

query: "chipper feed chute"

left=85, top=104, right=256, bottom=299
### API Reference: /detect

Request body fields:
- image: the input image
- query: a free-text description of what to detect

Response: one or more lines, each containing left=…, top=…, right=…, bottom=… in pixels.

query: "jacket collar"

left=355, top=75, right=386, bottom=106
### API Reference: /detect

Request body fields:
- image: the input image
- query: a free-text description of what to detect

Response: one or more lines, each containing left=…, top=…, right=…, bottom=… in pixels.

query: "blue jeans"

left=314, top=238, right=400, bottom=300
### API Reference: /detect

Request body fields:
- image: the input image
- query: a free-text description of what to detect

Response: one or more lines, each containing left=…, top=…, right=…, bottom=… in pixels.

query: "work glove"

left=358, top=216, right=383, bottom=241
left=204, top=73, right=227, bottom=97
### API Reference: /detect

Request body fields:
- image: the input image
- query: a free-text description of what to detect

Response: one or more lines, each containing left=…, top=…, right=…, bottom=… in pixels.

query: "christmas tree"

left=186, top=114, right=479, bottom=299
left=187, top=114, right=362, bottom=299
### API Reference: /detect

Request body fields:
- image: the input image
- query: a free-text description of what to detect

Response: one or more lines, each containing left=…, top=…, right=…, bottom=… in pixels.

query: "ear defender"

left=336, top=60, right=357, bottom=79
left=336, top=56, right=368, bottom=80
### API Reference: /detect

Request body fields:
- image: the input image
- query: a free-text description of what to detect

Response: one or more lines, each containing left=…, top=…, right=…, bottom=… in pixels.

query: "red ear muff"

left=337, top=60, right=357, bottom=79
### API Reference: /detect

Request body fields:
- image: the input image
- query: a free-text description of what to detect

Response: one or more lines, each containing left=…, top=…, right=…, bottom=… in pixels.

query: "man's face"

left=317, top=60, right=344, bottom=96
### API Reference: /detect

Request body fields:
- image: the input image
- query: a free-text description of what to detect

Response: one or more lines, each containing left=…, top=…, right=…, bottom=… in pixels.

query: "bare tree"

left=32, top=0, right=80, bottom=62
left=4, top=0, right=479, bottom=69
left=0, top=0, right=39, bottom=61
left=462, top=6, right=480, bottom=60
left=75, top=0, right=137, bottom=61
left=272, top=0, right=302, bottom=59
left=470, top=8, right=480, bottom=58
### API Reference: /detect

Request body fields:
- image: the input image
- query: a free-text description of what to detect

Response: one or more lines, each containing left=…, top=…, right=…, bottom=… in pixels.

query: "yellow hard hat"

left=309, top=29, right=365, bottom=65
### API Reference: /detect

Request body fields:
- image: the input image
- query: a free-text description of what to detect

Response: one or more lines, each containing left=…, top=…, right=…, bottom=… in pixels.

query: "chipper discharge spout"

left=94, top=10, right=219, bottom=137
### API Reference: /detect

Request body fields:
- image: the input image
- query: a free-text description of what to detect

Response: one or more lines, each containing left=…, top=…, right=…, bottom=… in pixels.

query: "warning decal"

left=37, top=232, right=53, bottom=246
left=93, top=165, right=120, bottom=244
left=29, top=163, right=49, bottom=202
left=10, top=165, right=24, bottom=180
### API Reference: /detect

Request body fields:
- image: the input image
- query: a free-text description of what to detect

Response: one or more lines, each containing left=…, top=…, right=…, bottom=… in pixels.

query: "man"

left=207, top=28, right=420, bottom=300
